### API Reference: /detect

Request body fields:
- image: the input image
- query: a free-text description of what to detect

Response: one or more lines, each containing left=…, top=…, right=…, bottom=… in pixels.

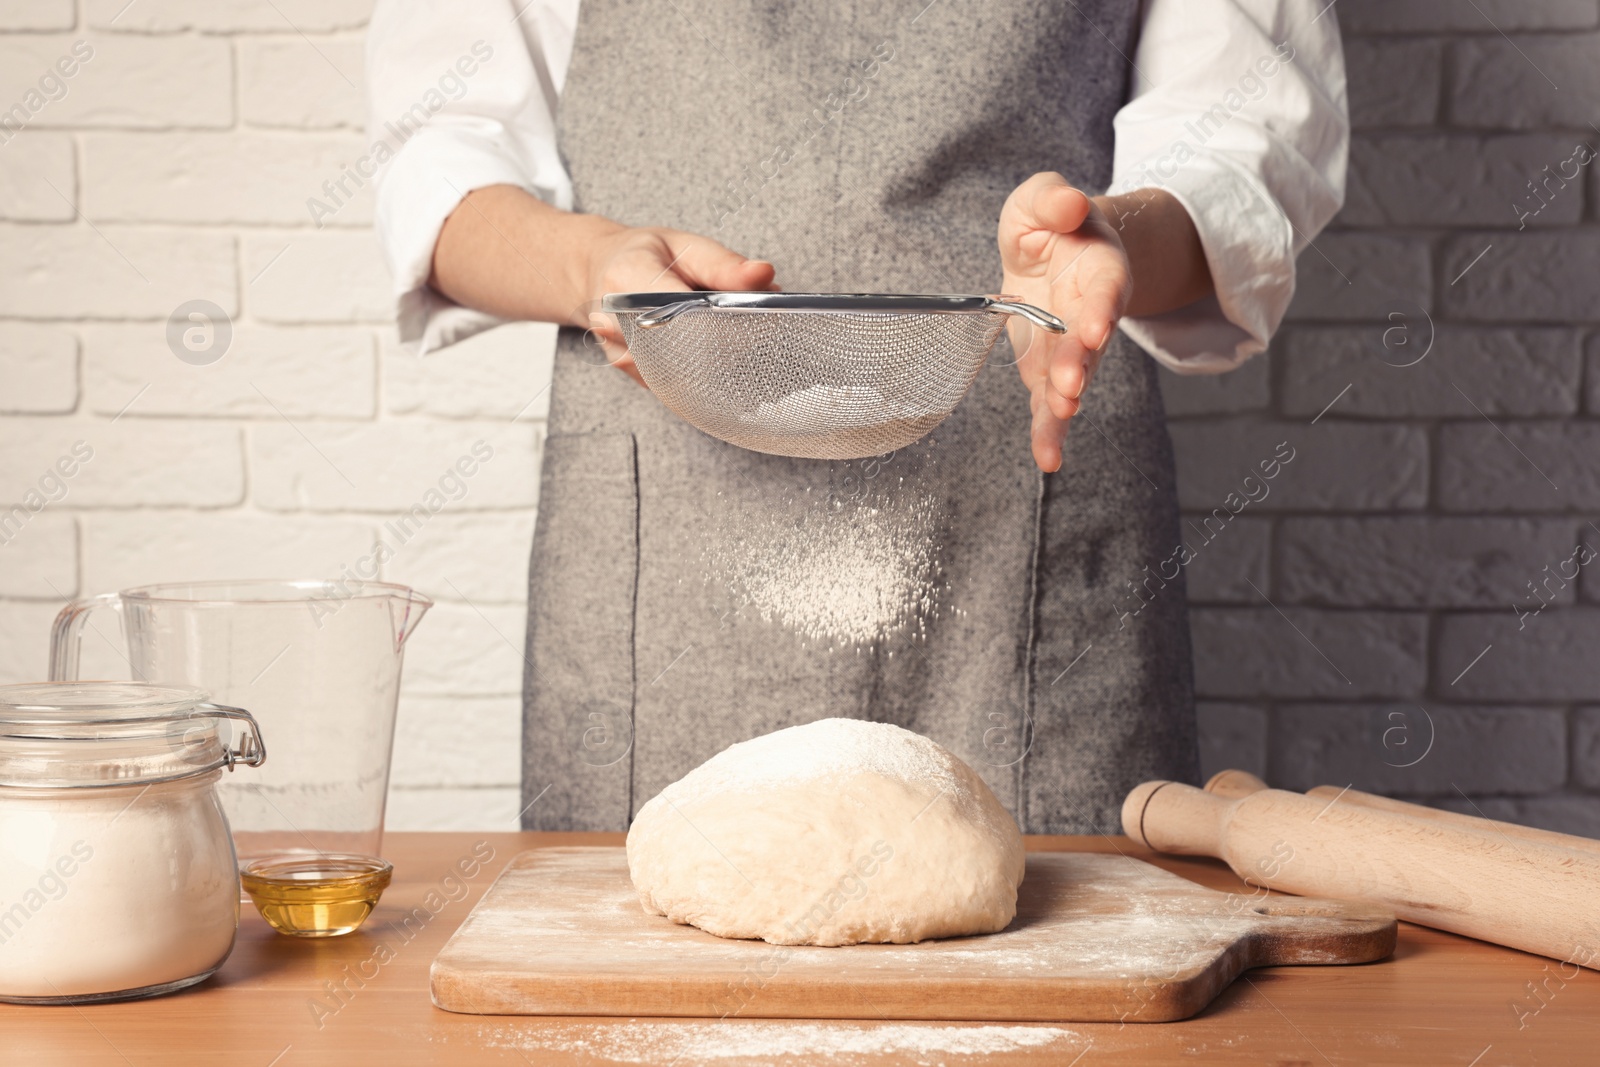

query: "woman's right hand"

left=430, top=184, right=776, bottom=386
left=579, top=226, right=778, bottom=385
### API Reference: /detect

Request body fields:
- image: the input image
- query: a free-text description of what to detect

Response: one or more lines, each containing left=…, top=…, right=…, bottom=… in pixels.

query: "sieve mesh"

left=612, top=306, right=1010, bottom=460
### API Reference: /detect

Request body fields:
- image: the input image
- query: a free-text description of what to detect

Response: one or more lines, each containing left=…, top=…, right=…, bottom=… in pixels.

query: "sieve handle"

left=636, top=297, right=709, bottom=328
left=986, top=299, right=1067, bottom=334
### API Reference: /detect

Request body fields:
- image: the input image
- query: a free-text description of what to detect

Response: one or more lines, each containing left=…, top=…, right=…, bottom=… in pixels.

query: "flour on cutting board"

left=468, top=1020, right=1088, bottom=1064
left=429, top=851, right=1379, bottom=1024
left=452, top=852, right=1254, bottom=978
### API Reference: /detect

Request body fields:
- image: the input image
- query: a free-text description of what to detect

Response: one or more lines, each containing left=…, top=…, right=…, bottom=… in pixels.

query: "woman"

left=366, top=0, right=1346, bottom=832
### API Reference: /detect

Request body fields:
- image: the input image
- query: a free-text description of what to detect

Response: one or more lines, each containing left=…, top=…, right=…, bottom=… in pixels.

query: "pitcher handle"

left=49, top=593, right=126, bottom=681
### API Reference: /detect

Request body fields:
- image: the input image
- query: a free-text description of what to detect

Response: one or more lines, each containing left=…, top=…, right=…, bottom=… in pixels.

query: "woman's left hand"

left=998, top=172, right=1132, bottom=473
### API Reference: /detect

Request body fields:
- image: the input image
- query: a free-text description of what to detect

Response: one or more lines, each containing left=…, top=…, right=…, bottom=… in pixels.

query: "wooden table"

left=4, top=833, right=1592, bottom=1066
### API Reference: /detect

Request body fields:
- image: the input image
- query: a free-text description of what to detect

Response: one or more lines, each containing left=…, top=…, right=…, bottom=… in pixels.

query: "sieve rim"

left=604, top=292, right=1010, bottom=315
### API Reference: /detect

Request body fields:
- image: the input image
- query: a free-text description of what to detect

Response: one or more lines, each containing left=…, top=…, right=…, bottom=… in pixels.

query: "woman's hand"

left=430, top=184, right=776, bottom=386
left=998, top=172, right=1131, bottom=473
left=580, top=227, right=777, bottom=385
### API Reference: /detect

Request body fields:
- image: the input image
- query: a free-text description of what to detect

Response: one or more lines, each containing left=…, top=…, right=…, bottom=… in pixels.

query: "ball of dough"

left=626, top=718, right=1025, bottom=946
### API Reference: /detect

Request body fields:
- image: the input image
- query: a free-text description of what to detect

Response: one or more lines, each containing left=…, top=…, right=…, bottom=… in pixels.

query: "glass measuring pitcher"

left=49, top=580, right=430, bottom=866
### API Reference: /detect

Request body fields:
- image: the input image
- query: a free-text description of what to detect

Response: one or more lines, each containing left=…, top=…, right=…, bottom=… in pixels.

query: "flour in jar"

left=0, top=779, right=239, bottom=1000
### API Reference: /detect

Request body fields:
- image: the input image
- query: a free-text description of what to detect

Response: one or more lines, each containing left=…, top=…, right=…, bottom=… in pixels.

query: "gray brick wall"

left=1172, top=0, right=1600, bottom=835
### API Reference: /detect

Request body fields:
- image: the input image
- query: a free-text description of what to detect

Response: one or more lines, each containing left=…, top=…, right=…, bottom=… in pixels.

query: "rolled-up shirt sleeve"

left=1108, top=0, right=1349, bottom=374
left=365, top=0, right=575, bottom=354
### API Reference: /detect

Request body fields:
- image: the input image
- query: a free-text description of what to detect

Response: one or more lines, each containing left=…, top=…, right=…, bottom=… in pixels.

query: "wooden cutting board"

left=430, top=847, right=1395, bottom=1023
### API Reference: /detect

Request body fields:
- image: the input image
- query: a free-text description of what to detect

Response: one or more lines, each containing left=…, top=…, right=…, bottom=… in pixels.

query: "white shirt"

left=365, top=0, right=1347, bottom=373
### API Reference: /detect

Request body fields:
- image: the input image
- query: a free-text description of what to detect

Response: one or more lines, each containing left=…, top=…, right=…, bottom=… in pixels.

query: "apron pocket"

left=521, top=431, right=639, bottom=831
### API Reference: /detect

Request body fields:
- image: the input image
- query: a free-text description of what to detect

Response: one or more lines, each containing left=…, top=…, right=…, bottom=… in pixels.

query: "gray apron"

left=522, top=0, right=1198, bottom=834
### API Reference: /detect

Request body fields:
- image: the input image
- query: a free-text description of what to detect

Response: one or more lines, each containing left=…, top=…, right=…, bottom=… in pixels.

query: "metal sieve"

left=603, top=292, right=1067, bottom=460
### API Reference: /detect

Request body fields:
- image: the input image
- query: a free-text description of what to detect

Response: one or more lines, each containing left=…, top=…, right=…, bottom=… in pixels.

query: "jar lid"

left=0, top=682, right=266, bottom=789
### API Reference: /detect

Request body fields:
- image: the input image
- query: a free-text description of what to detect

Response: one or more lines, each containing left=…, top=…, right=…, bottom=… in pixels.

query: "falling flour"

left=468, top=1021, right=1088, bottom=1065
left=705, top=483, right=946, bottom=647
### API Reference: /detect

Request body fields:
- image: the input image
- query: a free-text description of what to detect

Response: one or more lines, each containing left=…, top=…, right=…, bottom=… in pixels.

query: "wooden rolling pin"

left=1124, top=778, right=1600, bottom=969
left=1204, top=769, right=1600, bottom=859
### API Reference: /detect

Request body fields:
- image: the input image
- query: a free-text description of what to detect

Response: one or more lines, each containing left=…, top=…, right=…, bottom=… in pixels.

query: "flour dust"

left=468, top=1020, right=1088, bottom=1065
left=703, top=449, right=954, bottom=647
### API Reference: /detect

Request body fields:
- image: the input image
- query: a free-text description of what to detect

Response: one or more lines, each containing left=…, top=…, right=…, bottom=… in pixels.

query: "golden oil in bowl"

left=241, top=854, right=393, bottom=938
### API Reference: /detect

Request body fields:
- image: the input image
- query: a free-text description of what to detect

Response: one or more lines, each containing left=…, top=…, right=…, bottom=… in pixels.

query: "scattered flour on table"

left=471, top=1021, right=1088, bottom=1065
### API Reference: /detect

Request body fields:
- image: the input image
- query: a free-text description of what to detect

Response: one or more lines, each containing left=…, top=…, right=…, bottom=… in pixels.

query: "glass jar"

left=0, top=682, right=266, bottom=1004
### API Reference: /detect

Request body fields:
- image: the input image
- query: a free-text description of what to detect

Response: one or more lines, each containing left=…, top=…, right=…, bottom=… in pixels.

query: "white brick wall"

left=0, top=133, right=76, bottom=220
left=0, top=34, right=232, bottom=128
left=0, top=1, right=74, bottom=31
left=243, top=231, right=392, bottom=322
left=82, top=132, right=375, bottom=225
left=0, top=1, right=552, bottom=831
left=238, top=38, right=366, bottom=129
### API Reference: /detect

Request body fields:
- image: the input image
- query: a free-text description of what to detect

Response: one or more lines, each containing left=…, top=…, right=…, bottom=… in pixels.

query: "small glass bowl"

left=241, top=854, right=393, bottom=938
